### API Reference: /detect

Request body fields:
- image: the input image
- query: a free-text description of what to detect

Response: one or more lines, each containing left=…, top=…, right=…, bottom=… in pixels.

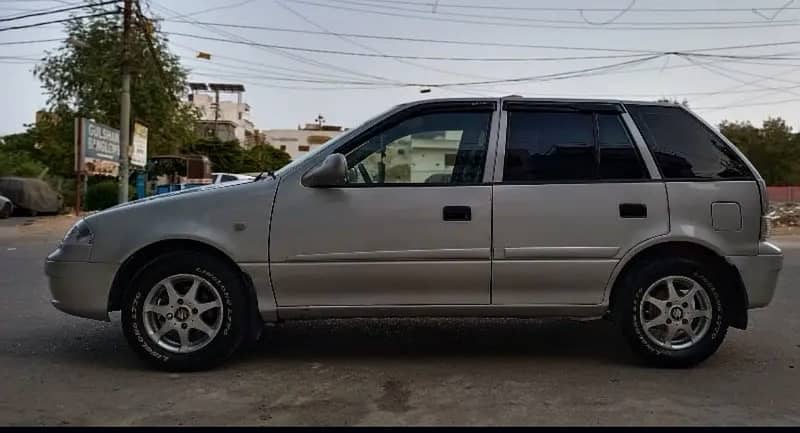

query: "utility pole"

left=118, top=0, right=133, bottom=203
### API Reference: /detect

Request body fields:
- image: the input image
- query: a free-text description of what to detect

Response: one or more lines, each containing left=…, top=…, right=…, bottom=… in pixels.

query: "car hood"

left=107, top=178, right=264, bottom=210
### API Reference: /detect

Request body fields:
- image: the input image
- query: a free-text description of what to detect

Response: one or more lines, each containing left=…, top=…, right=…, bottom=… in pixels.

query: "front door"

left=491, top=101, right=669, bottom=305
left=270, top=101, right=498, bottom=307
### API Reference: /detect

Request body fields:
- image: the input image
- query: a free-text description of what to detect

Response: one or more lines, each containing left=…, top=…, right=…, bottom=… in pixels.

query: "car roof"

left=394, top=96, right=684, bottom=108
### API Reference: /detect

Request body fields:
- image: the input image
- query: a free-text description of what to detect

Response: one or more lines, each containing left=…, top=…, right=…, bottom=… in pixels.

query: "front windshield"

left=271, top=107, right=400, bottom=178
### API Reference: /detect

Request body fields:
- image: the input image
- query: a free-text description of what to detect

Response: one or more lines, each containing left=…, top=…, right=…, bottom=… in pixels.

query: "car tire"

left=615, top=256, right=729, bottom=368
left=121, top=250, right=249, bottom=371
left=0, top=202, right=11, bottom=219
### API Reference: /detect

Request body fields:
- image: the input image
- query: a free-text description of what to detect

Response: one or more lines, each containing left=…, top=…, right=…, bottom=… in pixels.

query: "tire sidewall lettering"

left=631, top=268, right=724, bottom=357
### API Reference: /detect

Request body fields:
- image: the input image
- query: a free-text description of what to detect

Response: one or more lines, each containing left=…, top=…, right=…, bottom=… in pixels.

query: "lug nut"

left=666, top=302, right=672, bottom=307
left=666, top=319, right=672, bottom=324
left=192, top=308, right=198, bottom=314
left=166, top=313, right=173, bottom=320
left=181, top=323, right=188, bottom=329
left=682, top=302, right=688, bottom=308
left=177, top=299, right=184, bottom=305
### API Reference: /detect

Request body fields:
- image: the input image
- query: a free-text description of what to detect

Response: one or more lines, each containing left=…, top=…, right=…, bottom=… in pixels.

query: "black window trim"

left=498, top=107, right=652, bottom=185
left=329, top=100, right=497, bottom=188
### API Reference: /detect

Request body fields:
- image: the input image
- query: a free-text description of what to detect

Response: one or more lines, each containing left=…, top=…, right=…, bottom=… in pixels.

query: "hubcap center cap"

left=175, top=307, right=191, bottom=322
left=670, top=307, right=684, bottom=320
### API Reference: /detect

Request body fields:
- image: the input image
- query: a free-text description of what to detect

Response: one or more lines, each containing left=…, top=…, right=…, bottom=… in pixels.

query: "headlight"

left=62, top=219, right=94, bottom=245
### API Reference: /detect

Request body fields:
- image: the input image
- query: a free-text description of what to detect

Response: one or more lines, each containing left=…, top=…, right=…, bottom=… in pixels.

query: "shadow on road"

left=6, top=317, right=636, bottom=371
left=241, top=317, right=634, bottom=365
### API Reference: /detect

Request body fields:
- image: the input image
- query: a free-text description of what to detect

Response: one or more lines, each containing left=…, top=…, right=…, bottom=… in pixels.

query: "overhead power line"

left=274, top=0, right=501, bottom=88
left=289, top=0, right=800, bottom=31
left=164, top=19, right=800, bottom=56
left=695, top=96, right=800, bottom=111
left=163, top=19, right=655, bottom=54
left=165, top=31, right=800, bottom=64
left=0, top=10, right=120, bottom=32
left=165, top=31, right=649, bottom=62
left=0, top=0, right=118, bottom=22
left=150, top=0, right=402, bottom=85
left=0, top=37, right=62, bottom=45
left=335, top=0, right=800, bottom=13
left=329, top=0, right=800, bottom=27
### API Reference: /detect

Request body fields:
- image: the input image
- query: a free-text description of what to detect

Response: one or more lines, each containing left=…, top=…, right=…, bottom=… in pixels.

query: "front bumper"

left=727, top=241, right=784, bottom=309
left=45, top=247, right=119, bottom=321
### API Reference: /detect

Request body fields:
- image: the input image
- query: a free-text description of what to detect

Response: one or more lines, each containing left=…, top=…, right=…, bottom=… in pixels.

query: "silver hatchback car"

left=46, top=97, right=783, bottom=370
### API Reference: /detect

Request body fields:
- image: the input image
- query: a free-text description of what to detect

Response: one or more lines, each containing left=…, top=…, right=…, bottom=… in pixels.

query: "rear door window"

left=502, top=110, right=648, bottom=182
left=625, top=104, right=752, bottom=179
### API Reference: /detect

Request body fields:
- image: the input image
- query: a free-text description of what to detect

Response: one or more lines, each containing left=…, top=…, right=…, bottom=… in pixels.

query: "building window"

left=445, top=153, right=457, bottom=167
left=298, top=145, right=310, bottom=152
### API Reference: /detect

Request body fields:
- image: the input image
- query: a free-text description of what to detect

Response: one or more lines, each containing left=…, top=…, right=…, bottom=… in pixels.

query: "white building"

left=358, top=131, right=463, bottom=183
left=264, top=123, right=345, bottom=160
left=188, top=83, right=255, bottom=146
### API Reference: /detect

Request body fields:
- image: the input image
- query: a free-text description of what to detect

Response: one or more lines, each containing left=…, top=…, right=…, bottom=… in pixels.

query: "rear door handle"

left=619, top=203, right=647, bottom=218
left=443, top=206, right=471, bottom=221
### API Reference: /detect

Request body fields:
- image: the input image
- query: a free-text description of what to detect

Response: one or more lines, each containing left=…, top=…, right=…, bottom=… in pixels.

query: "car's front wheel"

left=615, top=256, right=729, bottom=368
left=121, top=251, right=249, bottom=371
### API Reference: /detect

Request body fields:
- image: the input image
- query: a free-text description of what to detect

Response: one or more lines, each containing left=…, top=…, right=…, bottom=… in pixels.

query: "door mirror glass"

left=301, top=153, right=347, bottom=187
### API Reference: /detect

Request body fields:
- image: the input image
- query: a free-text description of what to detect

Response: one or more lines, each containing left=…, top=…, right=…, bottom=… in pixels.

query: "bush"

left=0, top=149, right=47, bottom=177
left=85, top=180, right=119, bottom=211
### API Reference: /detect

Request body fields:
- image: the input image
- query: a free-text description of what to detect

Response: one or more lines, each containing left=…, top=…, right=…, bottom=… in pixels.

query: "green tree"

left=720, top=117, right=799, bottom=185
left=240, top=144, right=292, bottom=173
left=34, top=2, right=198, bottom=160
left=180, top=139, right=244, bottom=173
left=179, top=140, right=292, bottom=174
left=0, top=139, right=46, bottom=177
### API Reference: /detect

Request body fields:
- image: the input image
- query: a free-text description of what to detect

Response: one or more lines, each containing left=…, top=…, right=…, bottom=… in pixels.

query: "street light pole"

left=118, top=0, right=133, bottom=203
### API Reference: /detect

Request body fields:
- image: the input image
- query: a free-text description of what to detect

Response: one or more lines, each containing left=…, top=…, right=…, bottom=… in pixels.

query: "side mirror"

left=301, top=153, right=347, bottom=187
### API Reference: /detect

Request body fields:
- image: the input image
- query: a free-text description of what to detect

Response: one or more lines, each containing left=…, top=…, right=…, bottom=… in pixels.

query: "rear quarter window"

left=625, top=104, right=752, bottom=180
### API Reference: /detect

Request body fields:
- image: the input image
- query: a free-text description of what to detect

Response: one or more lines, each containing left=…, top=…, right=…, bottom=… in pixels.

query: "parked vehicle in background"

left=148, top=155, right=213, bottom=195
left=0, top=195, right=13, bottom=218
left=211, top=172, right=255, bottom=184
left=45, top=97, right=782, bottom=371
left=0, top=177, right=62, bottom=216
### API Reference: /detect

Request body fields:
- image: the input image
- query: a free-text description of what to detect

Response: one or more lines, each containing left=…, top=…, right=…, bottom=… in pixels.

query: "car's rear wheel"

left=0, top=201, right=12, bottom=219
left=615, top=256, right=729, bottom=368
left=121, top=251, right=249, bottom=371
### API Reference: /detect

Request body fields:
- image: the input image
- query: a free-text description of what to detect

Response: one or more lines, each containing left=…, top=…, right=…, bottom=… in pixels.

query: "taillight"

left=761, top=215, right=771, bottom=240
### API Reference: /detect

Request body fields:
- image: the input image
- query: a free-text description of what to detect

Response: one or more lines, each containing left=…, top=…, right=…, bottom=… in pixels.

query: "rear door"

left=491, top=100, right=669, bottom=305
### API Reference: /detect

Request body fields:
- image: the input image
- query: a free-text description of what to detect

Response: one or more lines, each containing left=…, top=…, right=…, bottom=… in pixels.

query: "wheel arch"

left=607, top=239, right=749, bottom=329
left=107, top=238, right=263, bottom=337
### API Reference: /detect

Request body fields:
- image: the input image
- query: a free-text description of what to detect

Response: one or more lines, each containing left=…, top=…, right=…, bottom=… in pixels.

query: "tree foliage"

left=180, top=139, right=292, bottom=174
left=719, top=117, right=800, bottom=185
left=34, top=2, right=198, bottom=158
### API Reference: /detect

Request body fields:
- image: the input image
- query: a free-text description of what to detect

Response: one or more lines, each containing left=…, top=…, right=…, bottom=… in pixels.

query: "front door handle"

left=443, top=205, right=471, bottom=221
left=619, top=203, right=647, bottom=218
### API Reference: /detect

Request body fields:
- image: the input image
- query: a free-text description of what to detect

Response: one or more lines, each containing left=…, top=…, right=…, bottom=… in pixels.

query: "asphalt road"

left=0, top=216, right=798, bottom=426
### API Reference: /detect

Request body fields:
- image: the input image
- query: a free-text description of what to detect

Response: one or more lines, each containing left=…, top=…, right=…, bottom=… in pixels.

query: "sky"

left=2, top=0, right=800, bottom=136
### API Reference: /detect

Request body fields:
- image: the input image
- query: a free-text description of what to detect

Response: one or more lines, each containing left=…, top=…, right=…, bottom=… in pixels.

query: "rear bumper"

left=45, top=255, right=118, bottom=321
left=727, top=241, right=783, bottom=309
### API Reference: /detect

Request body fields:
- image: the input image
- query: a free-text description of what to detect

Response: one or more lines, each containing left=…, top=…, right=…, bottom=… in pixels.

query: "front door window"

left=343, top=111, right=493, bottom=185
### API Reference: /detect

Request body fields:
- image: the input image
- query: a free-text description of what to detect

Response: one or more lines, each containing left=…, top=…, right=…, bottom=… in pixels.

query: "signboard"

left=131, top=122, right=148, bottom=168
left=77, top=118, right=120, bottom=177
